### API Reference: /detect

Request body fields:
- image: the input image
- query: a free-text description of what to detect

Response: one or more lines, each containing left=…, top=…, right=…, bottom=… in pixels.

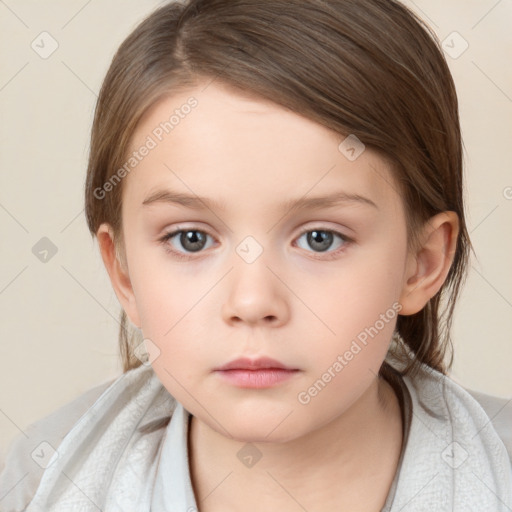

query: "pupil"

left=308, top=230, right=332, bottom=252
left=181, top=231, right=205, bottom=252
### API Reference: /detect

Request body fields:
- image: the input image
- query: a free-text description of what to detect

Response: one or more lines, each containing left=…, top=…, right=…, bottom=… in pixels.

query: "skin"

left=97, top=81, right=459, bottom=511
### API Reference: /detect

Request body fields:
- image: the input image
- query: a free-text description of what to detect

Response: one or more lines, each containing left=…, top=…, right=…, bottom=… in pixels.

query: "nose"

left=221, top=256, right=290, bottom=328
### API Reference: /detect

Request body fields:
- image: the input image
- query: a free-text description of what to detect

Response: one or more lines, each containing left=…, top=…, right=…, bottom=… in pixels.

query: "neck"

left=188, top=376, right=403, bottom=512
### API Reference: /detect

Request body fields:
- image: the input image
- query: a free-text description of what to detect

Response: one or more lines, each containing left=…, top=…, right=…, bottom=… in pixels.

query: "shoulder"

left=403, top=361, right=512, bottom=465
left=0, top=364, right=175, bottom=512
left=388, top=355, right=511, bottom=465
left=463, top=387, right=512, bottom=465
left=391, top=360, right=512, bottom=508
left=0, top=375, right=116, bottom=512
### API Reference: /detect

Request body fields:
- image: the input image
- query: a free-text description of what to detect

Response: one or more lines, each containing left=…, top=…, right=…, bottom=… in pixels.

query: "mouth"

left=213, top=357, right=300, bottom=388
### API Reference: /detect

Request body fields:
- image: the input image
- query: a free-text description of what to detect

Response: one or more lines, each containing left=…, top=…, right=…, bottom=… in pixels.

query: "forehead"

left=124, top=82, right=400, bottom=215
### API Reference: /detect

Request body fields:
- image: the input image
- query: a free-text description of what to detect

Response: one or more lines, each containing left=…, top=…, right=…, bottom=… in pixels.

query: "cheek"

left=292, top=256, right=403, bottom=421
left=299, top=243, right=405, bottom=370
left=127, top=249, right=215, bottom=371
left=127, top=238, right=197, bottom=325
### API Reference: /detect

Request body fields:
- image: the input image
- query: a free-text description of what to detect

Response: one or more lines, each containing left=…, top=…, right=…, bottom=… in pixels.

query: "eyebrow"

left=142, top=189, right=378, bottom=212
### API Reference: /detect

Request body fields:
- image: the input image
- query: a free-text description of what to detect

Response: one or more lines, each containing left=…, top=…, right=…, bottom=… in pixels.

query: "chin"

left=202, top=406, right=310, bottom=444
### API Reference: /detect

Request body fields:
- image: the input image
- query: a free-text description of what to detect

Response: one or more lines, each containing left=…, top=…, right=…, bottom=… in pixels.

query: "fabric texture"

left=1, top=356, right=511, bottom=511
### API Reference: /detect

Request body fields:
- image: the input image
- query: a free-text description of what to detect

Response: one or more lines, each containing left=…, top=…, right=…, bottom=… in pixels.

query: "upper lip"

left=215, top=357, right=296, bottom=371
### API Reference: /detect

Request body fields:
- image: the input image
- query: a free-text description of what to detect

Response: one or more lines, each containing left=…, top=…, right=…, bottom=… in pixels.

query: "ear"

left=398, top=211, right=459, bottom=315
left=96, top=223, right=141, bottom=329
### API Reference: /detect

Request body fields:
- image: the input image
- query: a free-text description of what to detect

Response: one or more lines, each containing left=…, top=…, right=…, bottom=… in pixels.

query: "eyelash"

left=158, top=226, right=354, bottom=261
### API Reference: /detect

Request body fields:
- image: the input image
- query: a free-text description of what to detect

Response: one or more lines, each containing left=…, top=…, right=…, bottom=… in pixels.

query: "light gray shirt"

left=1, top=358, right=511, bottom=511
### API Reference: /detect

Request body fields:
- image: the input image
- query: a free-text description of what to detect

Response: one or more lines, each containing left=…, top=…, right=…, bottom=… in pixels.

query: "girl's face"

left=117, top=81, right=412, bottom=442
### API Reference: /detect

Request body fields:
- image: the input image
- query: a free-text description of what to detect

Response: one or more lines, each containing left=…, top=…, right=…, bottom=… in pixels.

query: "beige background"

left=0, top=0, right=511, bottom=470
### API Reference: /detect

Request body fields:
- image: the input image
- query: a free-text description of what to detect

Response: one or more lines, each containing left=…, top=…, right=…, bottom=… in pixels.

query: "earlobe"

left=399, top=211, right=459, bottom=315
left=96, top=223, right=141, bottom=328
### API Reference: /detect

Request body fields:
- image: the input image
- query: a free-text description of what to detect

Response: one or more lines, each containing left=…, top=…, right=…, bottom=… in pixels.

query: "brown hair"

left=85, top=0, right=471, bottom=378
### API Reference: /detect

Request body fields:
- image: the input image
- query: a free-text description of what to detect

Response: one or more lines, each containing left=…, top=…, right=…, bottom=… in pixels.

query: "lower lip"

left=215, top=369, right=300, bottom=388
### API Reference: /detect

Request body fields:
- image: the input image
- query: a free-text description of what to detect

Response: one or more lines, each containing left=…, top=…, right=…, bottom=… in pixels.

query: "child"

left=1, top=0, right=511, bottom=510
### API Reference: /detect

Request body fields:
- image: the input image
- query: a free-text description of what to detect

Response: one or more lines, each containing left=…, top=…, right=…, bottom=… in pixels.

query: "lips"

left=214, top=357, right=300, bottom=388
left=214, top=356, right=296, bottom=371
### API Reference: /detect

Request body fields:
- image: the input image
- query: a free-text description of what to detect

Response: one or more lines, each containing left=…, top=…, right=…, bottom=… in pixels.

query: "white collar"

left=151, top=401, right=197, bottom=511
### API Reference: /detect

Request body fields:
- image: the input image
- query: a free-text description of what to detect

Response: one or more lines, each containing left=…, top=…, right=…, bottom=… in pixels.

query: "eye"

left=295, top=228, right=351, bottom=258
left=159, top=228, right=215, bottom=258
left=158, top=226, right=352, bottom=261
